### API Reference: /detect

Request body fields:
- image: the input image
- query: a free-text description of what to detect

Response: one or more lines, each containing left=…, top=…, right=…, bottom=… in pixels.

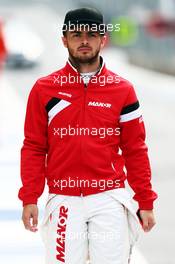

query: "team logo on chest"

left=88, top=101, right=111, bottom=108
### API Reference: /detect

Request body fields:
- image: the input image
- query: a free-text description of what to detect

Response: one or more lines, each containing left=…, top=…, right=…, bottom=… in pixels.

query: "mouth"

left=78, top=47, right=92, bottom=52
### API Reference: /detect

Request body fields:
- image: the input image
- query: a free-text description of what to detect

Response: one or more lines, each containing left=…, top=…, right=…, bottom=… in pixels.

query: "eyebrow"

left=70, top=31, right=81, bottom=34
left=70, top=30, right=98, bottom=34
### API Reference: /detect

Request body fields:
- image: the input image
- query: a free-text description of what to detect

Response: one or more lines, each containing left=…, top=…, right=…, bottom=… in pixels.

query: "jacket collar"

left=64, top=56, right=107, bottom=76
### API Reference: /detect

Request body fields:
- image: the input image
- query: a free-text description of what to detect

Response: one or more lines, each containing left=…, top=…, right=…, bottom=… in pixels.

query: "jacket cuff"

left=138, top=200, right=154, bottom=210
left=22, top=197, right=38, bottom=207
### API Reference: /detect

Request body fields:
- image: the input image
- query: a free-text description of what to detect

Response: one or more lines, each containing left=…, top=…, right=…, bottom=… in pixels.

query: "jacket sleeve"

left=18, top=82, right=48, bottom=206
left=119, top=84, right=158, bottom=210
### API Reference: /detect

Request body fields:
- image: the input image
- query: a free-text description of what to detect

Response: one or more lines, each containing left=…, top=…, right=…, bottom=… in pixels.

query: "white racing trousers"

left=40, top=188, right=141, bottom=264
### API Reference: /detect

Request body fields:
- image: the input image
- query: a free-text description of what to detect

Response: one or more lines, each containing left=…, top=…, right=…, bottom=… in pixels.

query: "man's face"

left=62, top=27, right=106, bottom=63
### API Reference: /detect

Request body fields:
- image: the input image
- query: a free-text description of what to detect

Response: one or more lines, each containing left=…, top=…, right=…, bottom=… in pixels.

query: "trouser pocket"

left=104, top=189, right=141, bottom=245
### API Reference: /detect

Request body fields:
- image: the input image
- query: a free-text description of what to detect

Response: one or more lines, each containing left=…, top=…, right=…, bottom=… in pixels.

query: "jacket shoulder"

left=30, top=67, right=65, bottom=94
left=107, top=69, right=133, bottom=87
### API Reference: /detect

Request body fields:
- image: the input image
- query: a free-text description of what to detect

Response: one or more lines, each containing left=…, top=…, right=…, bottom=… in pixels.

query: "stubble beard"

left=67, top=46, right=100, bottom=66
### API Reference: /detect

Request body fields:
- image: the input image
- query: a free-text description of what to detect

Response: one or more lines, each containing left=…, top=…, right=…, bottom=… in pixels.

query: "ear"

left=62, top=36, right=68, bottom=48
left=100, top=35, right=107, bottom=49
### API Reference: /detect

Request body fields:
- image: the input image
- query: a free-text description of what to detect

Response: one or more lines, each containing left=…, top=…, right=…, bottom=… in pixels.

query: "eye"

left=88, top=32, right=98, bottom=37
left=72, top=32, right=81, bottom=37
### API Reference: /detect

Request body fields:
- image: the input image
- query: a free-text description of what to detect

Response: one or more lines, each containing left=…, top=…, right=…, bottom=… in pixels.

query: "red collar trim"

left=64, top=56, right=107, bottom=76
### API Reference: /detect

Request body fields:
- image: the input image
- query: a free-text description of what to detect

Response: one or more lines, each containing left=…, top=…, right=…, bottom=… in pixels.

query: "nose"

left=81, top=33, right=89, bottom=45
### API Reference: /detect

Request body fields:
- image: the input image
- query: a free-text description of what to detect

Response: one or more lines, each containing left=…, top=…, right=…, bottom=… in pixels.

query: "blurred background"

left=0, top=0, right=175, bottom=263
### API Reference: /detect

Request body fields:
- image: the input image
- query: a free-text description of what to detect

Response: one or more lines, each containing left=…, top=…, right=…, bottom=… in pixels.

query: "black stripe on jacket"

left=45, top=97, right=61, bottom=112
left=120, top=101, right=140, bottom=115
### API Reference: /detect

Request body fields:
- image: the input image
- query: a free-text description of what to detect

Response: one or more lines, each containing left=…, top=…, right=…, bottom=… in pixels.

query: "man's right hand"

left=22, top=204, right=38, bottom=232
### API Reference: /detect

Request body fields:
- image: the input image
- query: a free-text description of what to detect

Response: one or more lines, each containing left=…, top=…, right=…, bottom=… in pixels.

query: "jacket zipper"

left=80, top=82, right=88, bottom=196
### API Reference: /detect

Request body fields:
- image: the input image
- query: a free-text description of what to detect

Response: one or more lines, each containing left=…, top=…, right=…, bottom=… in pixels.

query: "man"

left=18, top=7, right=158, bottom=264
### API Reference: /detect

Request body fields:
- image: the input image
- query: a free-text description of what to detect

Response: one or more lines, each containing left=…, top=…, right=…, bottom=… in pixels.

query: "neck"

left=69, top=56, right=101, bottom=73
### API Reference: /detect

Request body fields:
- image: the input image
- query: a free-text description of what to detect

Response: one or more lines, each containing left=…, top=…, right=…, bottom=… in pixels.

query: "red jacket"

left=18, top=59, right=157, bottom=209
